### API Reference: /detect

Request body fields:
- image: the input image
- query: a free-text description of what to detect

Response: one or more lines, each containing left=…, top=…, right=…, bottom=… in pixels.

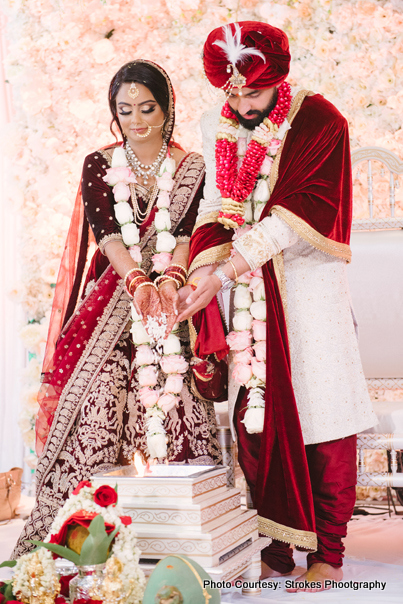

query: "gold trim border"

left=192, top=211, right=220, bottom=234
left=258, top=515, right=317, bottom=551
left=271, top=206, right=352, bottom=262
left=188, top=242, right=233, bottom=275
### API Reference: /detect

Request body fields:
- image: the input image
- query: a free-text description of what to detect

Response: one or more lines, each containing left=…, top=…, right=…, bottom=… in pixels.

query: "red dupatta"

left=188, top=91, right=353, bottom=549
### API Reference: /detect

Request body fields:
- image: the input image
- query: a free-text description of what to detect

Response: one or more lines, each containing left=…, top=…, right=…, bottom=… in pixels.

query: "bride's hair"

left=108, top=61, right=170, bottom=140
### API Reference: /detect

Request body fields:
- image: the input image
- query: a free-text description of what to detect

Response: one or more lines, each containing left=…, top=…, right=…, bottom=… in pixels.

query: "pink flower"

left=250, top=268, right=263, bottom=278
left=253, top=341, right=266, bottom=362
left=138, top=387, right=159, bottom=408
left=249, top=276, right=264, bottom=291
left=259, top=156, right=273, bottom=175
left=238, top=271, right=253, bottom=285
left=138, top=366, right=158, bottom=387
left=160, top=355, right=189, bottom=374
left=251, top=357, right=266, bottom=381
left=103, top=166, right=136, bottom=186
left=135, top=345, right=155, bottom=366
left=232, top=224, right=252, bottom=241
left=252, top=320, right=267, bottom=341
left=267, top=138, right=281, bottom=156
left=165, top=374, right=184, bottom=394
left=233, top=347, right=254, bottom=365
left=232, top=363, right=253, bottom=385
left=156, top=190, right=171, bottom=208
left=112, top=181, right=131, bottom=201
left=238, top=137, right=248, bottom=156
left=226, top=330, right=252, bottom=351
left=152, top=252, right=173, bottom=273
left=156, top=172, right=174, bottom=191
left=129, top=245, right=142, bottom=263
left=159, top=393, right=179, bottom=414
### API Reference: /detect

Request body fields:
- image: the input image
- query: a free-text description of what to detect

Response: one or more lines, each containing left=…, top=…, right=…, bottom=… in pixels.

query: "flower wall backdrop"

left=1, top=0, right=402, bottom=475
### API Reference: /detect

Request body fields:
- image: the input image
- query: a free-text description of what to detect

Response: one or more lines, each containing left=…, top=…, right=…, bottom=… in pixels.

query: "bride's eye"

left=119, top=110, right=131, bottom=116
left=142, top=106, right=156, bottom=114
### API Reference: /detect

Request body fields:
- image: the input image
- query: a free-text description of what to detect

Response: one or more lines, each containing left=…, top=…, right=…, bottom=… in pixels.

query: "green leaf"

left=26, top=540, right=80, bottom=565
left=0, top=560, right=16, bottom=568
left=3, top=581, right=14, bottom=600
left=79, top=516, right=118, bottom=565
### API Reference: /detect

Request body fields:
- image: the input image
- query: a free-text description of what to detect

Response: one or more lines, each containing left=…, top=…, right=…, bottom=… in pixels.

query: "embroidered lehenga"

left=13, top=68, right=221, bottom=558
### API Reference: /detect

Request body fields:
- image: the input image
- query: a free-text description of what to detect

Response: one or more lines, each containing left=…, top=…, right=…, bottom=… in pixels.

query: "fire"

left=133, top=451, right=151, bottom=477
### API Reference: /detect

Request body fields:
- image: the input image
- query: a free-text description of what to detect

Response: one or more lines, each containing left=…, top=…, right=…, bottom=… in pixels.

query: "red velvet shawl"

left=188, top=92, right=353, bottom=548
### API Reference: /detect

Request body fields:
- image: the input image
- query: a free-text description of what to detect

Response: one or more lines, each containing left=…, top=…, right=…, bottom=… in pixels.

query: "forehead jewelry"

left=128, top=82, right=139, bottom=99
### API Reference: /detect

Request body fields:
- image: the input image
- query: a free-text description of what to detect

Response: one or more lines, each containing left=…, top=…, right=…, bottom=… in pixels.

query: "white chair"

left=348, top=147, right=403, bottom=504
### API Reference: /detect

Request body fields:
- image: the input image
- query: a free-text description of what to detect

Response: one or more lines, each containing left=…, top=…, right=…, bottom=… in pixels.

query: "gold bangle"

left=228, top=259, right=238, bottom=285
left=133, top=281, right=158, bottom=293
left=187, top=277, right=200, bottom=288
left=166, top=263, right=187, bottom=277
left=124, top=267, right=144, bottom=283
left=156, top=276, right=181, bottom=290
left=164, top=271, right=186, bottom=285
left=128, top=275, right=148, bottom=290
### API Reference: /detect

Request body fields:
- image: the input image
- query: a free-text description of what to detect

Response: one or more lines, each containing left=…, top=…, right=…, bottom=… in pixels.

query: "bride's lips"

left=131, top=127, right=147, bottom=134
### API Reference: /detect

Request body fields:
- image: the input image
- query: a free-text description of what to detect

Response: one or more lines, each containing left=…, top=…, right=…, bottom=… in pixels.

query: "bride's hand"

left=158, top=280, right=179, bottom=338
left=132, top=283, right=162, bottom=327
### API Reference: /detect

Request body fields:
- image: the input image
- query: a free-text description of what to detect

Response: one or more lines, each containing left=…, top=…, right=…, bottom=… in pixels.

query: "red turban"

left=203, top=21, right=290, bottom=90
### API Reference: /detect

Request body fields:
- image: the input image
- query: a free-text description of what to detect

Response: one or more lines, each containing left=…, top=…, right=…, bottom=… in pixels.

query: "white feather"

left=213, top=23, right=266, bottom=67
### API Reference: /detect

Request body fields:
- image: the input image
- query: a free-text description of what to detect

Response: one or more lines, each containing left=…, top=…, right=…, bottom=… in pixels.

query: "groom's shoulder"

left=200, top=105, right=222, bottom=134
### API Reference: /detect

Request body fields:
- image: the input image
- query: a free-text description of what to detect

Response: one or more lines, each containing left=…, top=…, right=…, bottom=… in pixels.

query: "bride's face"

left=116, top=82, right=166, bottom=146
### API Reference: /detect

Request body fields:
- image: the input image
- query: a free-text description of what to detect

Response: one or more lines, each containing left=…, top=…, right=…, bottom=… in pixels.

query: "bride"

left=12, top=60, right=222, bottom=558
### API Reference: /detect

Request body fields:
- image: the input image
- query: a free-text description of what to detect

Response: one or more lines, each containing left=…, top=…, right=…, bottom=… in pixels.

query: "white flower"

left=252, top=280, right=266, bottom=301
left=131, top=322, right=150, bottom=345
left=121, top=223, right=140, bottom=246
left=159, top=157, right=176, bottom=176
left=114, top=201, right=133, bottom=225
left=253, top=179, right=270, bottom=203
left=234, top=284, right=252, bottom=309
left=233, top=310, right=253, bottom=331
left=163, top=333, right=181, bottom=355
left=111, top=147, right=128, bottom=168
left=254, top=202, right=265, bottom=222
left=244, top=201, right=253, bottom=223
left=250, top=300, right=267, bottom=321
left=156, top=231, right=176, bottom=253
left=131, top=303, right=142, bottom=322
left=147, top=433, right=168, bottom=459
left=242, top=407, right=265, bottom=434
left=276, top=119, right=291, bottom=140
left=154, top=208, right=171, bottom=231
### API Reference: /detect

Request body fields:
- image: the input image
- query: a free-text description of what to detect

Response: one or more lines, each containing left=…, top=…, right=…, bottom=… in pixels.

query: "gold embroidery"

left=258, top=515, right=317, bottom=551
left=188, top=316, right=198, bottom=355
left=272, top=252, right=289, bottom=329
left=99, top=233, right=123, bottom=254
left=271, top=206, right=352, bottom=262
left=188, top=242, right=232, bottom=275
left=192, top=211, right=220, bottom=234
left=232, top=224, right=274, bottom=271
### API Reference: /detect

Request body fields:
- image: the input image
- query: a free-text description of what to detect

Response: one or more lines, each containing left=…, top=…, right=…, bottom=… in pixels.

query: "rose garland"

left=221, top=84, right=292, bottom=433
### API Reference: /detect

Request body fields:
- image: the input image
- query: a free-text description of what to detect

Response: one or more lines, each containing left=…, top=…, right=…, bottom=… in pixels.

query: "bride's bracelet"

left=155, top=275, right=181, bottom=290
left=132, top=281, right=158, bottom=295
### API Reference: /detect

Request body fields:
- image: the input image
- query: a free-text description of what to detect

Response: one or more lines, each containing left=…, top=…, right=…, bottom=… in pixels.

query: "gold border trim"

left=192, top=211, right=219, bottom=234
left=188, top=242, right=232, bottom=276
left=271, top=206, right=352, bottom=262
left=272, top=252, right=289, bottom=330
left=258, top=515, right=317, bottom=551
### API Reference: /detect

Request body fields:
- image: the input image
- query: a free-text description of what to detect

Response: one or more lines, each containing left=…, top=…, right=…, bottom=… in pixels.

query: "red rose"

left=119, top=515, right=132, bottom=526
left=93, top=485, right=117, bottom=507
left=72, top=480, right=92, bottom=495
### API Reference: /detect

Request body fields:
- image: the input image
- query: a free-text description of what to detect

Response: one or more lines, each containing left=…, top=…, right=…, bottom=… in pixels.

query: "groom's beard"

left=232, top=89, right=278, bottom=130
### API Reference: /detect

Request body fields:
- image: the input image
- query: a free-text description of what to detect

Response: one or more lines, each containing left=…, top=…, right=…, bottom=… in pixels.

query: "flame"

left=133, top=451, right=151, bottom=477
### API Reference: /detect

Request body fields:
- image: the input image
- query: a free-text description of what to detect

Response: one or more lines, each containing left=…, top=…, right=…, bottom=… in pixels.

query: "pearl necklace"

left=125, top=140, right=168, bottom=185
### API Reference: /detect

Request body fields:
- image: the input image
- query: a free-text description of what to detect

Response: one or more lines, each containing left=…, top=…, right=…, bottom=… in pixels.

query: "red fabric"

left=203, top=21, right=290, bottom=90
left=49, top=510, right=117, bottom=546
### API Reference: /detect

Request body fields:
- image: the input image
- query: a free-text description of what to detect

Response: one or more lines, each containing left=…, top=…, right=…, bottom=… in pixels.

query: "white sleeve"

left=197, top=106, right=223, bottom=217
left=232, top=214, right=299, bottom=270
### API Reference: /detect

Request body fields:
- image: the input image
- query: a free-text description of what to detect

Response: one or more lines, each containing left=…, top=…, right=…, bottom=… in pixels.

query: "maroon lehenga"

left=12, top=147, right=222, bottom=558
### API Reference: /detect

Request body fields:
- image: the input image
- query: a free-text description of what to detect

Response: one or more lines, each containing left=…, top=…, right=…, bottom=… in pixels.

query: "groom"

left=178, top=21, right=376, bottom=592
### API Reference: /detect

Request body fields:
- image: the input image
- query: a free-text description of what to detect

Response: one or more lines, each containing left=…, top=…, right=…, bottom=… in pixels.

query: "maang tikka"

left=128, top=82, right=139, bottom=99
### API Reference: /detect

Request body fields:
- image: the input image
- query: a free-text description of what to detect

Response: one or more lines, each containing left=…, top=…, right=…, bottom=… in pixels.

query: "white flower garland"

left=226, top=116, right=291, bottom=434
left=12, top=548, right=60, bottom=602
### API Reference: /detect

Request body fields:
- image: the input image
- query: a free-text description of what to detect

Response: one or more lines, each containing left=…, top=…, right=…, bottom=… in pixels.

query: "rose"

left=254, top=203, right=265, bottom=222
left=112, top=181, right=131, bottom=202
left=128, top=245, right=142, bottom=263
left=121, top=223, right=140, bottom=246
left=160, top=355, right=189, bottom=374
left=156, top=172, right=174, bottom=191
left=135, top=345, right=155, bottom=366
left=238, top=271, right=253, bottom=285
left=232, top=363, right=253, bottom=385
left=114, top=201, right=133, bottom=224
left=103, top=166, right=136, bottom=186
left=250, top=268, right=263, bottom=278
left=233, top=347, right=254, bottom=364
left=244, top=201, right=253, bottom=223
left=234, top=285, right=252, bottom=309
left=233, top=310, right=253, bottom=331
left=242, top=407, right=265, bottom=434
left=249, top=276, right=263, bottom=292
left=139, top=387, right=159, bottom=408
left=159, top=393, right=179, bottom=414
left=156, top=231, right=176, bottom=253
left=252, top=320, right=266, bottom=341
left=159, top=157, right=176, bottom=176
left=148, top=433, right=167, bottom=459
left=164, top=374, right=184, bottom=394
left=131, top=303, right=142, bottom=322
left=130, top=321, right=150, bottom=345
left=259, top=156, right=274, bottom=176
left=267, top=138, right=282, bottom=156
left=138, top=366, right=158, bottom=387
left=156, top=190, right=171, bottom=209
left=111, top=146, right=127, bottom=168
left=72, top=480, right=92, bottom=495
left=226, top=330, right=252, bottom=351
left=119, top=515, right=132, bottom=525
left=253, top=341, right=266, bottom=362
left=250, top=300, right=267, bottom=321
left=251, top=358, right=266, bottom=382
left=154, top=208, right=172, bottom=231
left=253, top=179, right=270, bottom=203
left=163, top=333, right=181, bottom=355
left=152, top=252, right=172, bottom=273
left=252, top=280, right=265, bottom=301
left=93, top=485, right=118, bottom=507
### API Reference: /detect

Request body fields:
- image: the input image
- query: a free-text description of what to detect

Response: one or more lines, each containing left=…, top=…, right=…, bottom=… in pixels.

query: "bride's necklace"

left=125, top=140, right=168, bottom=185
